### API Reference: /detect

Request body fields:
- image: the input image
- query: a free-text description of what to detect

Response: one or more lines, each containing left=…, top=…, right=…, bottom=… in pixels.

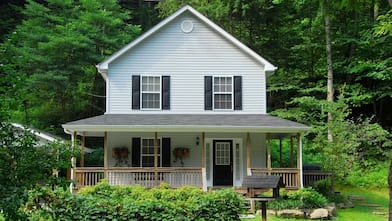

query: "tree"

left=0, top=121, right=79, bottom=219
left=1, top=0, right=141, bottom=134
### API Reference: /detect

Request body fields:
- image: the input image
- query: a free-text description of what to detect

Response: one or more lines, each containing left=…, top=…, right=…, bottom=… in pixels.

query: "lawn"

left=242, top=186, right=389, bottom=221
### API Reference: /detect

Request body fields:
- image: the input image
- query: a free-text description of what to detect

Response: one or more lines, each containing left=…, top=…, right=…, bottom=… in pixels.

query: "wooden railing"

left=303, top=171, right=333, bottom=188
left=74, top=167, right=203, bottom=189
left=251, top=168, right=300, bottom=189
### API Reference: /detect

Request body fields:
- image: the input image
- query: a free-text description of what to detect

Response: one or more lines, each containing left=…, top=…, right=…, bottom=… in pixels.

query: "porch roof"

left=62, top=114, right=310, bottom=135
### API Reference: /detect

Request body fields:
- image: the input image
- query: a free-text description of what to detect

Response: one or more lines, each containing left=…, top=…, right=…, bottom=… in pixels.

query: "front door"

left=213, top=140, right=233, bottom=186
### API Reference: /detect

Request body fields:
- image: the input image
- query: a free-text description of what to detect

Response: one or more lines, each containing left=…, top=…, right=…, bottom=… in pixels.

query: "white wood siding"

left=107, top=12, right=266, bottom=114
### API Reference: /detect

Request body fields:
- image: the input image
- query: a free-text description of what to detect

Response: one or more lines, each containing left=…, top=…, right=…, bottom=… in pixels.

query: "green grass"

left=242, top=186, right=389, bottom=221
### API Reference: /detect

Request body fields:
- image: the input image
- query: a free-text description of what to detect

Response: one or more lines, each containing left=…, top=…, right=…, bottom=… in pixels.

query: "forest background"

left=0, top=0, right=391, bottom=202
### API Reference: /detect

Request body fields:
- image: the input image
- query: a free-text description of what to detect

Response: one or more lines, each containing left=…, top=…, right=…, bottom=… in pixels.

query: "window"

left=141, top=76, right=161, bottom=109
left=213, top=76, right=233, bottom=110
left=141, top=138, right=161, bottom=167
left=132, top=75, right=170, bottom=110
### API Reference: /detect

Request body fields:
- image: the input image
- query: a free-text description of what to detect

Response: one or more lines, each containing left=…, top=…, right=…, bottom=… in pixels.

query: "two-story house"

left=62, top=5, right=310, bottom=191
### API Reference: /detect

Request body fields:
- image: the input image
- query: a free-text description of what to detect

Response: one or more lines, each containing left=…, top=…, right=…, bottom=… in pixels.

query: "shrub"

left=268, top=187, right=327, bottom=210
left=24, top=180, right=246, bottom=220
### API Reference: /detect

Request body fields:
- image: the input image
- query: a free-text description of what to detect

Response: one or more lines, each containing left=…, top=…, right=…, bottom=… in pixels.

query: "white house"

left=62, top=5, right=310, bottom=191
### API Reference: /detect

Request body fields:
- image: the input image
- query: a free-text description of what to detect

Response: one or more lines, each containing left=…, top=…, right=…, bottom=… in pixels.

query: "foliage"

left=0, top=121, right=79, bottom=220
left=1, top=0, right=141, bottom=134
left=268, top=187, right=328, bottom=210
left=343, top=162, right=389, bottom=188
left=24, top=180, right=246, bottom=220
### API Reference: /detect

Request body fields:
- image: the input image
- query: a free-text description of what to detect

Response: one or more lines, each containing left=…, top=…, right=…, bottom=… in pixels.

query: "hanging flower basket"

left=173, top=147, right=190, bottom=166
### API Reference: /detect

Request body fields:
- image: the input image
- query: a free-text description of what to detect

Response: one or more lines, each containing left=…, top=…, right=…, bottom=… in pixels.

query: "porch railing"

left=251, top=168, right=300, bottom=189
left=303, top=171, right=333, bottom=188
left=74, top=167, right=203, bottom=189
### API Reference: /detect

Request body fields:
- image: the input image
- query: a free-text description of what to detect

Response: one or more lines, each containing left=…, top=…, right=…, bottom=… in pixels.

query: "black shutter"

left=162, top=138, right=171, bottom=167
left=204, top=76, right=213, bottom=110
left=132, top=75, right=140, bottom=109
left=234, top=76, right=242, bottom=110
left=162, top=76, right=170, bottom=110
left=132, top=138, right=141, bottom=167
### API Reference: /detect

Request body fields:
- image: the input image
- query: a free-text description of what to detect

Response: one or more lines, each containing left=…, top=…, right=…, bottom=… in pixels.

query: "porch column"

left=297, top=133, right=303, bottom=188
left=70, top=131, right=77, bottom=193
left=154, top=132, right=158, bottom=187
left=104, top=132, right=108, bottom=178
left=267, top=133, right=271, bottom=175
left=80, top=135, right=85, bottom=167
left=290, top=136, right=294, bottom=168
left=246, top=132, right=251, bottom=175
left=201, top=132, right=207, bottom=191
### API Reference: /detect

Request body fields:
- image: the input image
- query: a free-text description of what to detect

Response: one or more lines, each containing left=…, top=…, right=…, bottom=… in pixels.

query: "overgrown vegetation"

left=24, top=180, right=246, bottom=220
left=0, top=121, right=78, bottom=220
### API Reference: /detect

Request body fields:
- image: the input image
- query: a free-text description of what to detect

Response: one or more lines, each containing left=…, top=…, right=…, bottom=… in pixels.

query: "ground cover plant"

left=24, top=180, right=246, bottom=220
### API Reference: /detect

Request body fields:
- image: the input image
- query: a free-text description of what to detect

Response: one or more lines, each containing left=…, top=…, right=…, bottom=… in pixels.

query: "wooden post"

left=279, top=138, right=282, bottom=168
left=261, top=201, right=267, bottom=221
left=154, top=132, right=158, bottom=187
left=70, top=131, right=77, bottom=193
left=290, top=136, right=294, bottom=168
left=80, top=135, right=85, bottom=167
left=201, top=132, right=205, bottom=168
left=267, top=133, right=271, bottom=175
left=104, top=132, right=108, bottom=179
left=297, top=133, right=303, bottom=188
left=246, top=132, right=251, bottom=175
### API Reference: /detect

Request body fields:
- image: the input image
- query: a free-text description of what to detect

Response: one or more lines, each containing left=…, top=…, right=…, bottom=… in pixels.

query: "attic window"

left=181, top=20, right=194, bottom=33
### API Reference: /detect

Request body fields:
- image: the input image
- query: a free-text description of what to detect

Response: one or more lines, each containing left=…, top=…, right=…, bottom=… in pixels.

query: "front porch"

left=63, top=114, right=312, bottom=191
left=71, top=132, right=304, bottom=191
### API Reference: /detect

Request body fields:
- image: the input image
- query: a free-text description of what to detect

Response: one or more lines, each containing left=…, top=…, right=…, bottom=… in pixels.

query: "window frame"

left=140, top=137, right=162, bottom=167
left=213, top=76, right=234, bottom=110
left=140, top=75, right=162, bottom=110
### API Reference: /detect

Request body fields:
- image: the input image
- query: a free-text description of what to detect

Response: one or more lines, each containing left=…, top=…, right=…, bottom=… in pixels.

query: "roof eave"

left=62, top=124, right=310, bottom=133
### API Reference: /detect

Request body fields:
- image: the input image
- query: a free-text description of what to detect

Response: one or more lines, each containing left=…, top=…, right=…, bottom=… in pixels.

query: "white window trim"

left=212, top=75, right=234, bottom=111
left=140, top=75, right=162, bottom=110
left=141, top=137, right=162, bottom=167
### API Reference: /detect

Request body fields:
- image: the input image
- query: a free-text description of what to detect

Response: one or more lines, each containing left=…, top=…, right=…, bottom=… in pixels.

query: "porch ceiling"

left=62, top=114, right=310, bottom=136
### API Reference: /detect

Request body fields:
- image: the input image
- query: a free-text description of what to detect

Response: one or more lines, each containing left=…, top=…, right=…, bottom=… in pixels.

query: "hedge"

left=24, top=180, right=246, bottom=220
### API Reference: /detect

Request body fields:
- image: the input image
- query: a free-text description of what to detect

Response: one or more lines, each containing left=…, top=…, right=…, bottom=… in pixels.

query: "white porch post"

left=154, top=132, right=158, bottom=187
left=104, top=132, right=108, bottom=179
left=297, top=133, right=303, bottom=188
left=70, top=131, right=76, bottom=193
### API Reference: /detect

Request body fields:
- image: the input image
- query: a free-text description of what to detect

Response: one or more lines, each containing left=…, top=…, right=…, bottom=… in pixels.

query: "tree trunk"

left=389, top=160, right=392, bottom=221
left=324, top=0, right=334, bottom=142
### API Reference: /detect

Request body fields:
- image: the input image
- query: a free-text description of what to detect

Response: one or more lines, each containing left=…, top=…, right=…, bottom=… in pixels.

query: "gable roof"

left=96, top=5, right=277, bottom=79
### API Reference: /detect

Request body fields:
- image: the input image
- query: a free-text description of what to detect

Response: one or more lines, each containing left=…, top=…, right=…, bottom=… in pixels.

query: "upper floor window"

left=205, top=75, right=242, bottom=111
left=141, top=76, right=161, bottom=109
left=132, top=75, right=170, bottom=110
left=214, top=76, right=233, bottom=110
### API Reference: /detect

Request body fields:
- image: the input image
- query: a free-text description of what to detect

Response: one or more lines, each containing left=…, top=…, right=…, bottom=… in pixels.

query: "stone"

left=325, top=202, right=337, bottom=217
left=277, top=209, right=304, bottom=219
left=309, top=208, right=329, bottom=219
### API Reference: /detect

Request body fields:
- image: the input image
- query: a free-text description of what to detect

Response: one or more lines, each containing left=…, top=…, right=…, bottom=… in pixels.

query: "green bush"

left=268, top=187, right=328, bottom=210
left=24, top=180, right=246, bottom=220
